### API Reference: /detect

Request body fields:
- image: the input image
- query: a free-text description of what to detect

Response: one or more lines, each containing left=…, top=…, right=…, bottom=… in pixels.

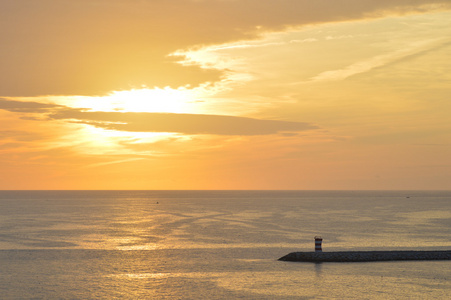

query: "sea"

left=0, top=190, right=449, bottom=299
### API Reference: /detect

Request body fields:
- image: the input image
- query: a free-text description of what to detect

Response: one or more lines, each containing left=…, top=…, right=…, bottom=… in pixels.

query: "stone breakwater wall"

left=278, top=251, right=451, bottom=262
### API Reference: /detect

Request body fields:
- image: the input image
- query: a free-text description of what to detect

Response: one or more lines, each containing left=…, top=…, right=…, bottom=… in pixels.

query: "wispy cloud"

left=308, top=38, right=450, bottom=82
left=81, top=158, right=146, bottom=169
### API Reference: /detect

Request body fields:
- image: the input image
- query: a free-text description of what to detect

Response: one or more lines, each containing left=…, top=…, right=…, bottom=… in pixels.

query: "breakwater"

left=279, top=250, right=451, bottom=262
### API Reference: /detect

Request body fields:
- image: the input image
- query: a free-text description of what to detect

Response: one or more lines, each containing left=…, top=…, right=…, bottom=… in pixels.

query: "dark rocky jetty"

left=279, top=250, right=451, bottom=263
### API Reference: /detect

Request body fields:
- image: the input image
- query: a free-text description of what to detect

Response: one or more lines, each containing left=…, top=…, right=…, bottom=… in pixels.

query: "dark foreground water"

left=0, top=190, right=450, bottom=299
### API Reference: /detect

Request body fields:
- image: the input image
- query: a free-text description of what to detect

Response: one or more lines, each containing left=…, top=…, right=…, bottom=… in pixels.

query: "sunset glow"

left=97, top=88, right=201, bottom=114
left=1, top=1, right=451, bottom=190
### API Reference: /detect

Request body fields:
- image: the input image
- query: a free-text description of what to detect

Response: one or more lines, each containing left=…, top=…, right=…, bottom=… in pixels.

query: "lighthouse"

left=315, top=236, right=323, bottom=252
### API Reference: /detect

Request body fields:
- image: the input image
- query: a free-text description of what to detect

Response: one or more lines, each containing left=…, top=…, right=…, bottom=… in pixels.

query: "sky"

left=1, top=0, right=450, bottom=190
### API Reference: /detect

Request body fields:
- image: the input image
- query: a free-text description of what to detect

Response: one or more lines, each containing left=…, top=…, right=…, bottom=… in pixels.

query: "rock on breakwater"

left=278, top=250, right=451, bottom=262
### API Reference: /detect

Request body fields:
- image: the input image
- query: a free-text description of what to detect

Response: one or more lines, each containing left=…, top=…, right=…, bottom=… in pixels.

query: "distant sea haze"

left=0, top=190, right=450, bottom=298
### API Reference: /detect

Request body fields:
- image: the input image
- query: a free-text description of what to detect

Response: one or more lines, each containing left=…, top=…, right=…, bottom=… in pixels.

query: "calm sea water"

left=0, top=190, right=450, bottom=299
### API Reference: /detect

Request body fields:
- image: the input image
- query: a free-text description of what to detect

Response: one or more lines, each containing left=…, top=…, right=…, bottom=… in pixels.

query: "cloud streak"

left=0, top=99, right=317, bottom=136
left=0, top=98, right=63, bottom=113
left=51, top=110, right=318, bottom=136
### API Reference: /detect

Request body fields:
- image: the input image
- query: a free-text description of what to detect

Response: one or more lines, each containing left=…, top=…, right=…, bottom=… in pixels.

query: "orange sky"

left=1, top=0, right=451, bottom=190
